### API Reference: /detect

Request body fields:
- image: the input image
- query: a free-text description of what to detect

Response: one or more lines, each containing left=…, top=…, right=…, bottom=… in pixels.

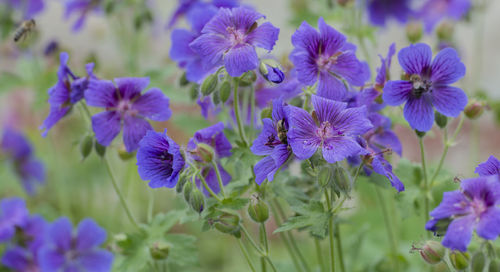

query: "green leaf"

left=166, top=234, right=200, bottom=271
left=274, top=201, right=331, bottom=239
left=220, top=197, right=249, bottom=210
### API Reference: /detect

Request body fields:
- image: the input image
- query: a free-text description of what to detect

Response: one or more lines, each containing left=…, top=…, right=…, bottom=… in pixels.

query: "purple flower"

left=64, top=0, right=102, bottom=32
left=40, top=52, right=95, bottom=137
left=1, top=128, right=45, bottom=195
left=4, top=0, right=44, bottom=19
left=0, top=198, right=29, bottom=243
left=261, top=64, right=285, bottom=84
left=167, top=0, right=239, bottom=29
left=475, top=156, right=500, bottom=177
left=287, top=95, right=373, bottom=163
left=187, top=122, right=232, bottom=195
left=38, top=217, right=113, bottom=272
left=426, top=175, right=500, bottom=251
left=290, top=18, right=369, bottom=101
left=136, top=130, right=185, bottom=188
left=383, top=43, right=467, bottom=132
left=367, top=0, right=412, bottom=27
left=190, top=7, right=280, bottom=77
left=255, top=73, right=303, bottom=109
left=418, top=0, right=471, bottom=32
left=251, top=99, right=292, bottom=185
left=85, top=77, right=171, bottom=152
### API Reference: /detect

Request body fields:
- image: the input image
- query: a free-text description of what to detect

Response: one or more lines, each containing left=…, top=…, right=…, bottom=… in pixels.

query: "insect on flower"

left=14, top=19, right=36, bottom=42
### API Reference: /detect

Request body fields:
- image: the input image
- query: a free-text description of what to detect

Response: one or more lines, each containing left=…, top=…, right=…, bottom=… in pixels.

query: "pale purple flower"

left=64, top=0, right=102, bottom=32
left=4, top=0, right=44, bottom=19
left=383, top=43, right=467, bottom=132
left=367, top=0, right=412, bottom=27
left=190, top=7, right=280, bottom=77
left=475, top=156, right=500, bottom=177
left=85, top=77, right=171, bottom=152
left=418, top=0, right=471, bottom=32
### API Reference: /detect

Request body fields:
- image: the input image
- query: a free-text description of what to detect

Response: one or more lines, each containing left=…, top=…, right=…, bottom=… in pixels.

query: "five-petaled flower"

left=85, top=77, right=171, bottom=152
left=287, top=95, right=373, bottom=163
left=426, top=175, right=500, bottom=251
left=38, top=217, right=113, bottom=272
left=290, top=18, right=369, bottom=101
left=383, top=43, right=467, bottom=132
left=190, top=7, right=280, bottom=77
left=136, top=129, right=185, bottom=188
left=251, top=99, right=292, bottom=185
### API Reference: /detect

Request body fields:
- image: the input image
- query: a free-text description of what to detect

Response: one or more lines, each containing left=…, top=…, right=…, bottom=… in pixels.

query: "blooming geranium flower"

left=187, top=122, right=232, bottom=195
left=190, top=7, right=280, bottom=77
left=287, top=95, right=373, bottom=163
left=136, top=130, right=185, bottom=188
left=64, top=0, right=102, bottom=32
left=1, top=128, right=45, bottom=195
left=38, top=217, right=113, bottom=272
left=40, top=52, right=95, bottom=137
left=426, top=175, right=500, bottom=251
left=367, top=0, right=412, bottom=27
left=251, top=99, right=292, bottom=185
left=290, top=18, right=369, bottom=101
left=383, top=43, right=467, bottom=132
left=4, top=0, right=44, bottom=19
left=475, top=156, right=500, bottom=176
left=167, top=0, right=239, bottom=29
left=85, top=77, right=171, bottom=152
left=418, top=0, right=471, bottom=32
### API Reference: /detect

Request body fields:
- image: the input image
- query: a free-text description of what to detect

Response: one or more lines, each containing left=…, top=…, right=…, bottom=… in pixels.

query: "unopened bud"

left=183, top=181, right=193, bottom=202
left=419, top=241, right=445, bottom=265
left=239, top=71, right=257, bottom=86
left=149, top=241, right=170, bottom=260
left=201, top=74, right=218, bottom=96
left=190, top=84, right=199, bottom=101
left=437, top=21, right=454, bottom=42
left=317, top=166, right=332, bottom=187
left=434, top=111, right=448, bottom=128
left=212, top=89, right=221, bottom=105
left=117, top=147, right=135, bottom=161
left=195, top=143, right=215, bottom=163
left=176, top=174, right=187, bottom=194
left=450, top=251, right=470, bottom=270
left=248, top=199, right=269, bottom=223
left=214, top=212, right=240, bottom=235
left=80, top=135, right=93, bottom=160
left=260, top=107, right=272, bottom=120
left=219, top=80, right=231, bottom=103
left=259, top=61, right=285, bottom=84
left=489, top=260, right=499, bottom=272
left=114, top=233, right=131, bottom=249
left=189, top=189, right=204, bottom=213
left=333, top=166, right=350, bottom=193
left=464, top=100, right=485, bottom=120
left=471, top=252, right=486, bottom=272
left=94, top=140, right=106, bottom=157
left=406, top=22, right=423, bottom=43
left=179, top=72, right=189, bottom=86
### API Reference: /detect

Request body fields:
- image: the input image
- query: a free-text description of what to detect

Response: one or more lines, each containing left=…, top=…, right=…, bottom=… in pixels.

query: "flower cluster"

left=1, top=127, right=45, bottom=195
left=0, top=197, right=113, bottom=271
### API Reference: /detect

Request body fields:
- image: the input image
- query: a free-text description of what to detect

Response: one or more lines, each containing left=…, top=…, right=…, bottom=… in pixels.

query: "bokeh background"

left=1, top=0, right=500, bottom=271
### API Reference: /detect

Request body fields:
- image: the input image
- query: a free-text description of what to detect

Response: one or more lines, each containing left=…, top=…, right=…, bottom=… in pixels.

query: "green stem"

left=261, top=257, right=266, bottom=272
left=315, top=238, right=327, bottom=272
left=240, top=224, right=265, bottom=255
left=233, top=77, right=249, bottom=146
left=334, top=224, right=345, bottom=272
left=250, top=84, right=256, bottom=140
left=103, top=156, right=139, bottom=229
left=187, top=161, right=223, bottom=202
left=324, top=190, right=335, bottom=272
left=419, top=137, right=430, bottom=229
left=237, top=238, right=257, bottom=272
left=374, top=186, right=398, bottom=272
left=264, top=256, right=278, bottom=272
left=429, top=115, right=465, bottom=187
left=270, top=202, right=304, bottom=272
left=147, top=190, right=155, bottom=223
left=274, top=200, right=312, bottom=272
left=260, top=223, right=268, bottom=272
left=443, top=249, right=457, bottom=272
left=211, top=161, right=226, bottom=198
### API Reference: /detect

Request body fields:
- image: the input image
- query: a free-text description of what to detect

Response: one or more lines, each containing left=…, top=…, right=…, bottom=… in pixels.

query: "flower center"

left=117, top=99, right=138, bottom=116
left=470, top=198, right=487, bottom=217
left=226, top=27, right=246, bottom=46
left=316, top=52, right=342, bottom=70
left=410, top=74, right=432, bottom=98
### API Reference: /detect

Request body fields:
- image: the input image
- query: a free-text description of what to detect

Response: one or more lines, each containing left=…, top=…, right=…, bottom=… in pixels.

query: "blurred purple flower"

left=0, top=198, right=29, bottom=243
left=136, top=130, right=185, bottom=188
left=251, top=99, right=292, bottom=185
left=426, top=175, right=500, bottom=251
left=187, top=122, right=232, bottom=195
left=64, top=0, right=102, bottom=32
left=190, top=7, right=280, bottom=77
left=38, top=217, right=113, bottom=272
left=418, top=0, right=471, bottom=32
left=4, top=0, right=44, bottom=19
left=290, top=18, right=369, bottom=101
left=1, top=128, right=45, bottom=195
left=85, top=77, right=171, bottom=152
left=475, top=156, right=500, bottom=177
left=40, top=52, right=95, bottom=137
left=167, top=0, right=239, bottom=29
left=383, top=43, right=467, bottom=132
left=367, top=0, right=412, bottom=27
left=287, top=95, right=372, bottom=163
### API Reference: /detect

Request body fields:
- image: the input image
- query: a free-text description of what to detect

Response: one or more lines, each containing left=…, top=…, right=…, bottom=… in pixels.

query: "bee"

left=14, top=19, right=36, bottom=43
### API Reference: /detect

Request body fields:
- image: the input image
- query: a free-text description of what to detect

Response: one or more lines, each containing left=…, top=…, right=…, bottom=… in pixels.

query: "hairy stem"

left=233, top=77, right=248, bottom=146
left=211, top=161, right=226, bottom=198
left=237, top=238, right=257, bottom=272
